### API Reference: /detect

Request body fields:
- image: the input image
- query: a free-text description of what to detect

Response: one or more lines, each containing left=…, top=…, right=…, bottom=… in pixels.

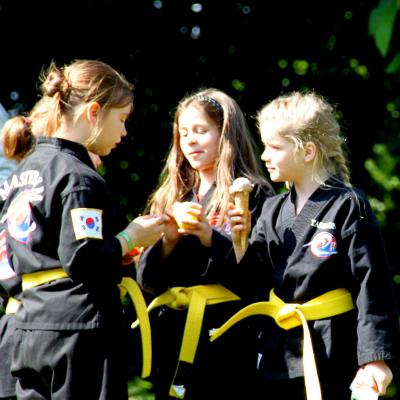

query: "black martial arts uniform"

left=0, top=137, right=130, bottom=400
left=136, top=183, right=274, bottom=400
left=210, top=178, right=400, bottom=399
left=0, top=195, right=18, bottom=400
left=0, top=299, right=17, bottom=399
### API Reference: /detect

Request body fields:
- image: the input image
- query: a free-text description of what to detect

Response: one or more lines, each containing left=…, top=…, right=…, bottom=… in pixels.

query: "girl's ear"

left=304, top=141, right=316, bottom=162
left=86, top=102, right=101, bottom=125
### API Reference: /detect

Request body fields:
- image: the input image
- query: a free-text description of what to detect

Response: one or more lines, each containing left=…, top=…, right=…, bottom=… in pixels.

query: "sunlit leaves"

left=326, top=35, right=336, bottom=51
left=385, top=51, right=400, bottom=73
left=364, top=143, right=400, bottom=223
left=369, top=0, right=398, bottom=57
left=344, top=10, right=353, bottom=20
left=365, top=144, right=400, bottom=190
left=278, top=59, right=288, bottom=69
left=232, top=79, right=246, bottom=91
left=120, top=160, right=129, bottom=169
left=292, top=60, right=309, bottom=75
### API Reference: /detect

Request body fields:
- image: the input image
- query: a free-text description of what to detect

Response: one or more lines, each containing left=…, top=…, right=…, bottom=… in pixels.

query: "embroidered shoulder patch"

left=0, top=229, right=16, bottom=279
left=70, top=208, right=103, bottom=240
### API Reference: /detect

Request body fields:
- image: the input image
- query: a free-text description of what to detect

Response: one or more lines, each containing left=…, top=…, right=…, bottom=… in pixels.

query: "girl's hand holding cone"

left=228, top=178, right=254, bottom=262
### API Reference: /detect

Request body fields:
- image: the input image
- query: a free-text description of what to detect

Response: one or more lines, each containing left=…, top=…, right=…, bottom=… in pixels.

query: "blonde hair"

left=1, top=59, right=134, bottom=159
left=257, top=91, right=351, bottom=186
left=146, top=88, right=272, bottom=226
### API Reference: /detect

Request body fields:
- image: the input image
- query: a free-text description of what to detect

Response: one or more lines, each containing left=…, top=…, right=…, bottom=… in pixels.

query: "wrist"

left=116, top=230, right=134, bottom=253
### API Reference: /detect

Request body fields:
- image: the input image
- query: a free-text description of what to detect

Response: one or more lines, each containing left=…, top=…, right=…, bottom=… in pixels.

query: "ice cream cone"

left=229, top=177, right=254, bottom=262
left=233, top=192, right=250, bottom=250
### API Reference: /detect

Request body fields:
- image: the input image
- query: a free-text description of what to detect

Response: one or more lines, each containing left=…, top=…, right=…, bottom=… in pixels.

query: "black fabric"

left=211, top=178, right=400, bottom=390
left=12, top=328, right=128, bottom=400
left=0, top=137, right=130, bottom=398
left=136, top=183, right=272, bottom=399
left=254, top=374, right=353, bottom=400
left=0, top=314, right=17, bottom=397
left=0, top=137, right=125, bottom=330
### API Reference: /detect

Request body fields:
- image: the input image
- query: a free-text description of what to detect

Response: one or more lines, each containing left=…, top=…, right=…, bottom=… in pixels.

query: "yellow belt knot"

left=132, top=284, right=241, bottom=399
left=169, top=287, right=190, bottom=309
left=275, top=303, right=301, bottom=330
left=209, top=288, right=355, bottom=400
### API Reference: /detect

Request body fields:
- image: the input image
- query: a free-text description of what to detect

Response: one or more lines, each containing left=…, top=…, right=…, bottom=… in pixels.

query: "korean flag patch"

left=70, top=208, right=103, bottom=240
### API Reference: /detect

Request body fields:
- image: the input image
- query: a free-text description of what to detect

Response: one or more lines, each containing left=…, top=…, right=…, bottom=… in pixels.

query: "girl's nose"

left=261, top=149, right=269, bottom=161
left=187, top=131, right=197, bottom=143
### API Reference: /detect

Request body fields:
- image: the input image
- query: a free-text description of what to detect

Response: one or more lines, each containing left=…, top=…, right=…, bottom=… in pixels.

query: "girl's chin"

left=99, top=149, right=111, bottom=156
left=269, top=175, right=283, bottom=183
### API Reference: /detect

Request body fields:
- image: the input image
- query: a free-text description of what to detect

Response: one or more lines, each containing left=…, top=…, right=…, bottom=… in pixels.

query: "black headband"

left=195, top=95, right=223, bottom=112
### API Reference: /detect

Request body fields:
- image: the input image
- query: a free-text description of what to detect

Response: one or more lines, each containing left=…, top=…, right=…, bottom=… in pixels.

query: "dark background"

left=3, top=0, right=396, bottom=260
left=0, top=0, right=400, bottom=392
left=0, top=0, right=385, bottom=214
left=1, top=1, right=399, bottom=395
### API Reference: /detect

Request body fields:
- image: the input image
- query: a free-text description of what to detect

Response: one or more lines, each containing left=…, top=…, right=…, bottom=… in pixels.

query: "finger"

left=373, top=375, right=389, bottom=395
left=356, top=368, right=378, bottom=393
left=230, top=216, right=246, bottom=224
left=232, top=224, right=246, bottom=232
left=189, top=203, right=203, bottom=211
left=227, top=202, right=235, bottom=210
left=228, top=210, right=245, bottom=218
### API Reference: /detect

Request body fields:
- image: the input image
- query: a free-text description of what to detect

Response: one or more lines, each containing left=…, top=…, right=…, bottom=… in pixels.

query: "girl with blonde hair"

left=212, top=91, right=399, bottom=399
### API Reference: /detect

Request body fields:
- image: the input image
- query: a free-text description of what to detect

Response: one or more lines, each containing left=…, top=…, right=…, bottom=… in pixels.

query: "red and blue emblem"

left=309, top=231, right=337, bottom=258
left=5, top=190, right=37, bottom=244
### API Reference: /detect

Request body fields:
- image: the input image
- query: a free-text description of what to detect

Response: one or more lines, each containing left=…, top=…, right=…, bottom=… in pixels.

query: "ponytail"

left=1, top=116, right=34, bottom=162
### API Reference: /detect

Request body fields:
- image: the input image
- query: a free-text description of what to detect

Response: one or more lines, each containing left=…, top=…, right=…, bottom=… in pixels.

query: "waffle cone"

left=232, top=192, right=250, bottom=262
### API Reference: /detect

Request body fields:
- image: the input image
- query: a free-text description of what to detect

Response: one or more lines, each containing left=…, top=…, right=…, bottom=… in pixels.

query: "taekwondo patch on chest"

left=71, top=208, right=103, bottom=240
left=304, top=231, right=337, bottom=258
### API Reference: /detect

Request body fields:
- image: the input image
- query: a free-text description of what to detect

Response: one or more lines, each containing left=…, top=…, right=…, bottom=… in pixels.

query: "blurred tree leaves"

left=369, top=0, right=398, bottom=57
left=365, top=0, right=400, bottom=233
left=365, top=143, right=399, bottom=224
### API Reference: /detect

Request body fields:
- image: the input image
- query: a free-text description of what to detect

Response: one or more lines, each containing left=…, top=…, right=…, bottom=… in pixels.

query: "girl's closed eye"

left=195, top=126, right=207, bottom=134
left=178, top=129, right=188, bottom=137
left=264, top=140, right=282, bottom=150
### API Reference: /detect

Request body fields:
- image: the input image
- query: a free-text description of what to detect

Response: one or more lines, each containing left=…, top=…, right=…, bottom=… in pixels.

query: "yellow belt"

left=22, top=268, right=68, bottom=290
left=118, top=277, right=152, bottom=378
left=5, top=296, right=21, bottom=314
left=133, top=284, right=240, bottom=399
left=3, top=268, right=66, bottom=313
left=21, top=269, right=152, bottom=379
left=210, top=288, right=355, bottom=400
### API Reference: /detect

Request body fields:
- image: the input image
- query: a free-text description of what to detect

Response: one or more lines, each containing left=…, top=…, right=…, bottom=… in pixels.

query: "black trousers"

left=0, top=314, right=17, bottom=398
left=255, top=374, right=354, bottom=400
left=12, top=328, right=128, bottom=400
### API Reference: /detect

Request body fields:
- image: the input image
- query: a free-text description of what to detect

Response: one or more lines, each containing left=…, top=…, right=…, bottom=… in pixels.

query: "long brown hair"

left=146, top=88, right=272, bottom=226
